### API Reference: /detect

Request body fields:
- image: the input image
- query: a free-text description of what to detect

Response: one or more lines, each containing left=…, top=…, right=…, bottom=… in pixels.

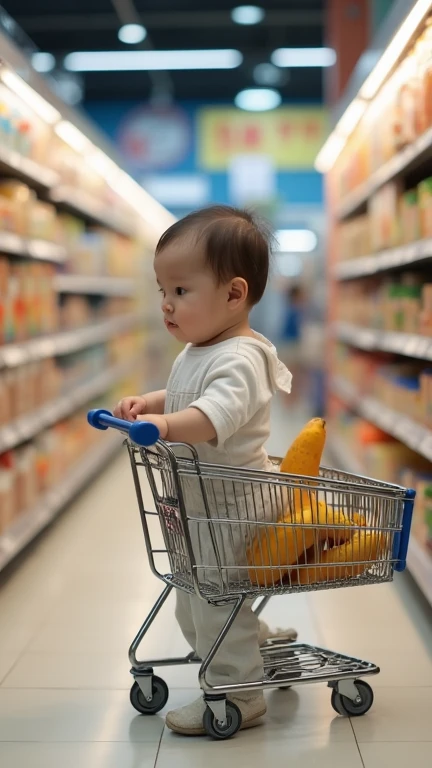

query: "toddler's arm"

left=137, top=408, right=216, bottom=444
left=114, top=390, right=166, bottom=421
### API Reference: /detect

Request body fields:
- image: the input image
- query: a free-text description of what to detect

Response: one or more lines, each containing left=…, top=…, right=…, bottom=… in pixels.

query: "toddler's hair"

left=155, top=205, right=273, bottom=306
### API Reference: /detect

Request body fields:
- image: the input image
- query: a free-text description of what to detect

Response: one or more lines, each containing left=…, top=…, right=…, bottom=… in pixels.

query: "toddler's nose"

left=162, top=299, right=174, bottom=314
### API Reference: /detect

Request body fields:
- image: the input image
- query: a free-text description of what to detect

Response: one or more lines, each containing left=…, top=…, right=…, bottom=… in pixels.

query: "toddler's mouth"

left=164, top=319, right=178, bottom=330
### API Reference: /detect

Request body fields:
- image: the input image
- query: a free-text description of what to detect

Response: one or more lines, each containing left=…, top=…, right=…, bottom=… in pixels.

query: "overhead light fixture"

left=55, top=120, right=93, bottom=153
left=275, top=229, right=318, bottom=253
left=64, top=49, right=243, bottom=71
left=271, top=47, right=336, bottom=68
left=360, top=0, right=431, bottom=98
left=231, top=5, right=265, bottom=25
left=1, top=69, right=61, bottom=124
left=235, top=87, right=281, bottom=111
left=31, top=52, right=56, bottom=73
left=118, top=23, right=147, bottom=45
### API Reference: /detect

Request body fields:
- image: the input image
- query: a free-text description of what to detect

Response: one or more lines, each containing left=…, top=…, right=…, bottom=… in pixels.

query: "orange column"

left=326, top=0, right=371, bottom=104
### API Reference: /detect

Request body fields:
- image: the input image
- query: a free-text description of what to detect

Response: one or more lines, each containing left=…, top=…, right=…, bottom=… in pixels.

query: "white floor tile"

left=0, top=653, right=18, bottom=685
left=0, top=688, right=164, bottom=743
left=360, top=742, right=432, bottom=767
left=351, top=686, right=432, bottom=742
left=156, top=740, right=363, bottom=768
left=0, top=741, right=160, bottom=768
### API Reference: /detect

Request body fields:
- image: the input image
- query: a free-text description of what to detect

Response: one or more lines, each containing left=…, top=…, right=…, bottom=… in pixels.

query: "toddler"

left=114, top=205, right=295, bottom=735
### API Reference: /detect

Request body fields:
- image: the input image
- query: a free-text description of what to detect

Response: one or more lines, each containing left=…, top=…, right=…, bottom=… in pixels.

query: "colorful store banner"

left=197, top=107, right=327, bottom=171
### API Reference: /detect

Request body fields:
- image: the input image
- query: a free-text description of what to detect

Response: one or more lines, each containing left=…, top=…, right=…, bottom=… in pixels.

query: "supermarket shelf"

left=334, top=321, right=432, bottom=361
left=0, top=231, right=67, bottom=263
left=50, top=185, right=134, bottom=237
left=0, top=357, right=139, bottom=453
left=0, top=312, right=144, bottom=369
left=334, top=239, right=432, bottom=280
left=54, top=274, right=135, bottom=296
left=0, top=431, right=121, bottom=573
left=329, top=427, right=432, bottom=606
left=406, top=535, right=432, bottom=607
left=331, top=375, right=432, bottom=462
left=337, top=124, right=432, bottom=220
left=0, top=144, right=59, bottom=190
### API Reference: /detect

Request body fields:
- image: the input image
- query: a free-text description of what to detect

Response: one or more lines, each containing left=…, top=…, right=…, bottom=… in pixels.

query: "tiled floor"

left=0, top=396, right=432, bottom=766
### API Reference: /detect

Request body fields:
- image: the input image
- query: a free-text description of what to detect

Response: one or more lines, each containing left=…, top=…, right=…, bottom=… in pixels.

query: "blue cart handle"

left=87, top=408, right=160, bottom=447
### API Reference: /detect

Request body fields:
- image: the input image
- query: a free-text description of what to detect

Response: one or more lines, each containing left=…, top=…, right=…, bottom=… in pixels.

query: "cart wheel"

left=130, top=677, right=169, bottom=715
left=331, top=681, right=374, bottom=717
left=203, top=701, right=242, bottom=740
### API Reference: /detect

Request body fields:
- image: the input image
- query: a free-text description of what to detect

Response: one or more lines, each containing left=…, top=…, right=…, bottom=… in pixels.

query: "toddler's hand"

left=114, top=396, right=147, bottom=422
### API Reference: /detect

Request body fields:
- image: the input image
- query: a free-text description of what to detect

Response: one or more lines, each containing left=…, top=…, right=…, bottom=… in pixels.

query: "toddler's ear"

left=228, top=277, right=248, bottom=306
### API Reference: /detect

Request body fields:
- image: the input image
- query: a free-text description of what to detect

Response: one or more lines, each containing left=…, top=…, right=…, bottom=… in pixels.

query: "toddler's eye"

left=158, top=287, right=165, bottom=296
left=175, top=287, right=186, bottom=296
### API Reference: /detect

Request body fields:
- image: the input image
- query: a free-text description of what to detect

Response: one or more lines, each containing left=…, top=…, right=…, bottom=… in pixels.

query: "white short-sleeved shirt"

left=164, top=331, right=292, bottom=470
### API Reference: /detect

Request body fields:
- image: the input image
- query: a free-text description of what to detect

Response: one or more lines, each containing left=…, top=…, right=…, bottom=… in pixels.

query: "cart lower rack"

left=88, top=408, right=415, bottom=739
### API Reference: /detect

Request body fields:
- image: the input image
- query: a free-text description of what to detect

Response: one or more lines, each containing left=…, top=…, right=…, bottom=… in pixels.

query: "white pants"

left=175, top=589, right=264, bottom=692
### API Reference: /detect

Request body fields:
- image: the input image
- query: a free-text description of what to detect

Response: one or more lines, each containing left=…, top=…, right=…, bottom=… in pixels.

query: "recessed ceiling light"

left=234, top=88, right=281, bottom=112
left=231, top=6, right=265, bottom=25
left=64, top=49, right=243, bottom=71
left=271, top=48, right=337, bottom=68
left=276, top=229, right=318, bottom=253
left=118, top=23, right=147, bottom=45
left=31, top=52, right=56, bottom=73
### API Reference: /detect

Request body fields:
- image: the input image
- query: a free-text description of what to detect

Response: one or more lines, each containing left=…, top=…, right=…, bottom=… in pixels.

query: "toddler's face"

left=154, top=241, right=232, bottom=345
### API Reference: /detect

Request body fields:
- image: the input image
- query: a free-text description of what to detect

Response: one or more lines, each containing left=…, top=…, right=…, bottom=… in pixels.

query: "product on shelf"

left=336, top=271, right=432, bottom=336
left=0, top=370, right=142, bottom=539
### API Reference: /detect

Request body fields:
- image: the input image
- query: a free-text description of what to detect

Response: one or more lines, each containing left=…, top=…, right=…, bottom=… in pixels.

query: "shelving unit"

left=0, top=143, right=59, bottom=189
left=337, top=124, right=432, bottom=220
left=323, top=4, right=432, bottom=606
left=0, top=356, right=142, bottom=454
left=54, top=274, right=136, bottom=296
left=333, top=239, right=432, bottom=280
left=0, top=312, right=144, bottom=368
left=334, top=321, right=432, bottom=361
left=0, top=27, right=174, bottom=572
left=330, top=376, right=432, bottom=462
left=0, top=231, right=67, bottom=262
left=49, top=185, right=134, bottom=237
left=0, top=430, right=121, bottom=572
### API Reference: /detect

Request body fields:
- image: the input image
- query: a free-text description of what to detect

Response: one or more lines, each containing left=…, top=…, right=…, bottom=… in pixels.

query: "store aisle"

left=1, top=401, right=432, bottom=768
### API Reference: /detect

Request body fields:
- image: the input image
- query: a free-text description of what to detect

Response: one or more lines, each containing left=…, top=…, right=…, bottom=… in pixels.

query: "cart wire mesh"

left=129, top=440, right=409, bottom=602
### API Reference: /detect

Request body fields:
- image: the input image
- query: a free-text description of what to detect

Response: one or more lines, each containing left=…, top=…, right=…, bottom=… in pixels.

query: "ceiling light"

left=271, top=48, right=336, bottom=68
left=253, top=62, right=283, bottom=86
left=55, top=120, right=93, bottom=153
left=1, top=69, right=61, bottom=124
left=275, top=229, right=318, bottom=253
left=360, top=0, right=431, bottom=99
left=118, top=23, right=147, bottom=45
left=235, top=88, right=281, bottom=111
left=64, top=49, right=243, bottom=72
left=31, top=52, right=56, bottom=73
left=231, top=5, right=265, bottom=25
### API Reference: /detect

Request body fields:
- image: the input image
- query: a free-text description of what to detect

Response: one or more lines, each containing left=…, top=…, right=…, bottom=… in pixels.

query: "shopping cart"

left=88, top=408, right=415, bottom=739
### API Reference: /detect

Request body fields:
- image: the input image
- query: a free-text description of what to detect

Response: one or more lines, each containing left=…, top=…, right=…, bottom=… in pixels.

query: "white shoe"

left=258, top=619, right=298, bottom=646
left=165, top=693, right=267, bottom=736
